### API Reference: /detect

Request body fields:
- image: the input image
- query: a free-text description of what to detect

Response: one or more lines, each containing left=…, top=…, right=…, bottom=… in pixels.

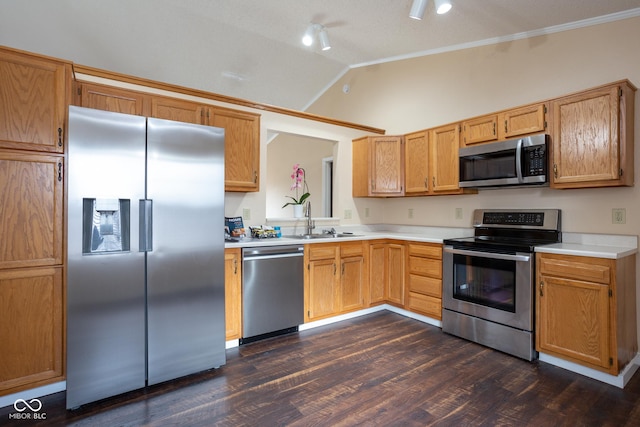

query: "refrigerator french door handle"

left=139, top=199, right=153, bottom=252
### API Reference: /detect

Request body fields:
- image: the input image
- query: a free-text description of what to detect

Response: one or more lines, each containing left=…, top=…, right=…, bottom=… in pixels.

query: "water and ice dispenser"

left=82, top=198, right=130, bottom=253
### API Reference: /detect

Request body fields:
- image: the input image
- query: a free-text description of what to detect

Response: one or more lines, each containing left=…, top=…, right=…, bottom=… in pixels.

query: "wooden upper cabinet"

left=550, top=81, right=635, bottom=188
left=502, top=103, right=547, bottom=139
left=404, top=131, right=429, bottom=194
left=462, top=103, right=548, bottom=147
left=77, top=82, right=150, bottom=116
left=429, top=123, right=461, bottom=193
left=0, top=47, right=70, bottom=153
left=352, top=135, right=404, bottom=197
left=462, top=114, right=498, bottom=146
left=210, top=106, right=260, bottom=192
left=150, top=96, right=207, bottom=124
left=0, top=151, right=63, bottom=269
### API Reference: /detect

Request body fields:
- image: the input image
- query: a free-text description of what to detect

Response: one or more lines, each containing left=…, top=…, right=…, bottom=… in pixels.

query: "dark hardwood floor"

left=3, top=311, right=640, bottom=426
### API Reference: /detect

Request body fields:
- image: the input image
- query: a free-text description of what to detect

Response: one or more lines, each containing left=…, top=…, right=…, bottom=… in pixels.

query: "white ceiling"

left=2, top=0, right=640, bottom=111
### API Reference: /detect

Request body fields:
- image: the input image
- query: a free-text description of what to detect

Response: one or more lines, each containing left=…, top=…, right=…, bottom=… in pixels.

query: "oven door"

left=442, top=245, right=533, bottom=331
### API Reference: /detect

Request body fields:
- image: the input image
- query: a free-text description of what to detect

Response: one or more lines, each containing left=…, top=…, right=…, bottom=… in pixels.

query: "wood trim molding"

left=72, top=64, right=386, bottom=135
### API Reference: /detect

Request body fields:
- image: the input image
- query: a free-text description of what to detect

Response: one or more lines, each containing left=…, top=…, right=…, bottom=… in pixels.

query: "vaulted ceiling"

left=2, top=0, right=640, bottom=111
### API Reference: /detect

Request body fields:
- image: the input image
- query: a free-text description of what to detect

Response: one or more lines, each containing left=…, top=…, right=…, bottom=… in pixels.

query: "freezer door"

left=146, top=118, right=226, bottom=385
left=66, top=106, right=147, bottom=409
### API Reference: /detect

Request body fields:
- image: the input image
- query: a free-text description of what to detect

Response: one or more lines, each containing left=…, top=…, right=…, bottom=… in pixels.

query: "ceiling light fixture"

left=409, top=0, right=452, bottom=19
left=409, top=0, right=428, bottom=20
left=302, top=24, right=317, bottom=46
left=301, top=23, right=331, bottom=51
left=318, top=28, right=331, bottom=51
left=435, top=0, right=452, bottom=15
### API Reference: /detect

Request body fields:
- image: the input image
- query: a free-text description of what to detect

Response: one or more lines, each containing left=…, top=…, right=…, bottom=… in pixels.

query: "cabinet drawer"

left=407, top=292, right=441, bottom=319
left=408, top=243, right=442, bottom=259
left=538, top=254, right=612, bottom=285
left=409, top=256, right=442, bottom=278
left=341, top=242, right=364, bottom=257
left=408, top=274, right=441, bottom=297
left=308, top=244, right=338, bottom=261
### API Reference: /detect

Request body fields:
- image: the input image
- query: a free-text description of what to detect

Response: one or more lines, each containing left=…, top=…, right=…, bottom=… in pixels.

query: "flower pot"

left=293, top=204, right=304, bottom=218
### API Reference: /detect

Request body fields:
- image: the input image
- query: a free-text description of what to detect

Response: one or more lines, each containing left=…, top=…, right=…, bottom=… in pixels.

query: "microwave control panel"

left=523, top=145, right=547, bottom=176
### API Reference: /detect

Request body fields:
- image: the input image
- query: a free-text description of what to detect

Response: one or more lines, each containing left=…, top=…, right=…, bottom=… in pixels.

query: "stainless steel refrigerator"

left=66, top=106, right=226, bottom=409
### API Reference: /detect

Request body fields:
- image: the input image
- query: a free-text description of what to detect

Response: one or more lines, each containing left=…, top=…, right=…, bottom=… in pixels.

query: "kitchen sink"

left=284, top=233, right=362, bottom=240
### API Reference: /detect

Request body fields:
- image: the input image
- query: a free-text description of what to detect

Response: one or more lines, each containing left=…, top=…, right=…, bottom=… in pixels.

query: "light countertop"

left=225, top=225, right=638, bottom=259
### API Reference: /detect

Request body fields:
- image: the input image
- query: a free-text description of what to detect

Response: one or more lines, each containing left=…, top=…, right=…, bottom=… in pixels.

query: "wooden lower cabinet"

left=406, top=243, right=443, bottom=319
left=536, top=253, right=637, bottom=375
left=0, top=267, right=64, bottom=395
left=305, top=242, right=367, bottom=322
left=224, top=248, right=242, bottom=341
left=367, top=240, right=405, bottom=308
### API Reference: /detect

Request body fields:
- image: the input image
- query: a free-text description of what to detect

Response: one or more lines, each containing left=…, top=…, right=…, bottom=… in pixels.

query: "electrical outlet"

left=455, top=208, right=463, bottom=220
left=243, top=208, right=251, bottom=221
left=344, top=209, right=352, bottom=219
left=365, top=207, right=370, bottom=218
left=612, top=208, right=626, bottom=224
left=408, top=208, right=414, bottom=219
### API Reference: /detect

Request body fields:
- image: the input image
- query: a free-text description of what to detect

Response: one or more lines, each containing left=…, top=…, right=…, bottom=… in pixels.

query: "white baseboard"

left=538, top=352, right=640, bottom=388
left=0, top=381, right=66, bottom=411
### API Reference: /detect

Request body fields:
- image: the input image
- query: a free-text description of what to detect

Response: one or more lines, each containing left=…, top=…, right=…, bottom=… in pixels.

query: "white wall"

left=306, top=16, right=640, bottom=348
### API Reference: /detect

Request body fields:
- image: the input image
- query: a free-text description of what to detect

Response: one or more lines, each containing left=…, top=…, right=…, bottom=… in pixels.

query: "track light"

left=301, top=23, right=331, bottom=51
left=409, top=0, right=428, bottom=20
left=409, top=0, right=452, bottom=20
left=435, top=0, right=452, bottom=14
left=318, top=28, right=331, bottom=51
left=302, top=24, right=316, bottom=46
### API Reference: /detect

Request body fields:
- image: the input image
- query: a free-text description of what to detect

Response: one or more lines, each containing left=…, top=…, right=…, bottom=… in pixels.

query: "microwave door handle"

left=515, top=139, right=524, bottom=183
left=444, top=246, right=531, bottom=262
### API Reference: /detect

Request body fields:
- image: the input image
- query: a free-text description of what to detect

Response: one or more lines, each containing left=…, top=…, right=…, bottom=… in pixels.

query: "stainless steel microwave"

left=458, top=134, right=548, bottom=188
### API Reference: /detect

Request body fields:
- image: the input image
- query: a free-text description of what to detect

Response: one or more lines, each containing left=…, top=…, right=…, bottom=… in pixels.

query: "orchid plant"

left=282, top=163, right=310, bottom=208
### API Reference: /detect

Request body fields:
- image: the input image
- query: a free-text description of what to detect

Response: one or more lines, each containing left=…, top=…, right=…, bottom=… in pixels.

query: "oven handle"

left=444, top=246, right=531, bottom=262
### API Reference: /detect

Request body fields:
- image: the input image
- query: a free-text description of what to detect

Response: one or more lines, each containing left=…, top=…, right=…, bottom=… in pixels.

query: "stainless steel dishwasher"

left=241, top=245, right=305, bottom=343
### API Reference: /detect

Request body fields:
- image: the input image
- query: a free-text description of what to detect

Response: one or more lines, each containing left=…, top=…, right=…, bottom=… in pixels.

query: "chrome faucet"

left=305, top=202, right=315, bottom=235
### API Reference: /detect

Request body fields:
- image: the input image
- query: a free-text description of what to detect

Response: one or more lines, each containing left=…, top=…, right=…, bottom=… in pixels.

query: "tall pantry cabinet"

left=0, top=47, right=71, bottom=395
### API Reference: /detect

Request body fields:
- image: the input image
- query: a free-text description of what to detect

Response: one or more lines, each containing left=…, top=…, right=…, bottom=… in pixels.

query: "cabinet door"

left=209, top=107, right=260, bottom=192
left=341, top=256, right=365, bottom=312
left=0, top=267, right=63, bottom=394
left=224, top=248, right=242, bottom=340
left=430, top=123, right=460, bottom=192
left=551, top=85, right=622, bottom=187
left=462, top=114, right=498, bottom=146
left=404, top=131, right=429, bottom=194
left=502, top=103, right=547, bottom=139
left=369, top=243, right=386, bottom=304
left=0, top=152, right=63, bottom=269
left=0, top=49, right=69, bottom=153
left=78, top=82, right=149, bottom=116
left=150, top=96, right=206, bottom=124
left=307, top=258, right=339, bottom=321
left=537, top=274, right=611, bottom=370
left=370, top=136, right=404, bottom=196
left=386, top=243, right=405, bottom=306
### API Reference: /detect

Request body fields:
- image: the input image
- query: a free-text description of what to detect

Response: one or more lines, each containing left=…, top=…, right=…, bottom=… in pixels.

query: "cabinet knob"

left=539, top=281, right=544, bottom=296
left=58, top=128, right=63, bottom=147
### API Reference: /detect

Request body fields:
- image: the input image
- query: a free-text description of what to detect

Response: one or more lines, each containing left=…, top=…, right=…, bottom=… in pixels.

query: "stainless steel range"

left=442, top=209, right=561, bottom=361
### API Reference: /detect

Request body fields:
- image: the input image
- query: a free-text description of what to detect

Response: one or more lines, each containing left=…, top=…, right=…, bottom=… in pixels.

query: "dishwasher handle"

left=242, top=245, right=304, bottom=260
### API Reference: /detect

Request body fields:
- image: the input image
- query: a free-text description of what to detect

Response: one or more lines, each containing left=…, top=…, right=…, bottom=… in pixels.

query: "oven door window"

left=452, top=253, right=515, bottom=312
